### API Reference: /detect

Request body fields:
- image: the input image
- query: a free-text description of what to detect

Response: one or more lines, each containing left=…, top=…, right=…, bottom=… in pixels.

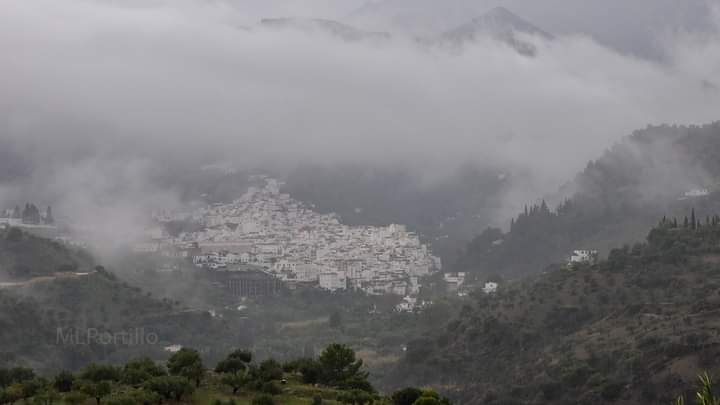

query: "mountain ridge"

left=391, top=217, right=720, bottom=404
left=260, top=17, right=391, bottom=42
left=437, top=6, right=553, bottom=55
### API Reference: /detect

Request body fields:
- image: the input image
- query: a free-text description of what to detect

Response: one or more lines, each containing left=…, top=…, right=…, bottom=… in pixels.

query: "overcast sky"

left=0, top=0, right=719, bottom=240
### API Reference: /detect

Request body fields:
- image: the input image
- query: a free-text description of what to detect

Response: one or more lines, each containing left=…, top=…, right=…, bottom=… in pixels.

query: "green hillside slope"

left=394, top=214, right=720, bottom=404
left=457, top=122, right=720, bottom=278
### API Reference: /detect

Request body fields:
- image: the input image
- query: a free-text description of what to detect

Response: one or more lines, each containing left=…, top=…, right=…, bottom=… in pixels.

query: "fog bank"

left=0, top=0, right=719, bottom=243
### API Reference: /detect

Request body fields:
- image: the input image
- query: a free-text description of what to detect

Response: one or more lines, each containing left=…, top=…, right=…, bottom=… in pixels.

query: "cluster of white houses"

left=568, top=249, right=599, bottom=265
left=140, top=177, right=441, bottom=297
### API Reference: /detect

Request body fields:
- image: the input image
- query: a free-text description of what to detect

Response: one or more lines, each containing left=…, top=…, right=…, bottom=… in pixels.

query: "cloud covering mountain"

left=0, top=0, right=719, bottom=243
left=436, top=6, right=553, bottom=55
left=350, top=0, right=716, bottom=59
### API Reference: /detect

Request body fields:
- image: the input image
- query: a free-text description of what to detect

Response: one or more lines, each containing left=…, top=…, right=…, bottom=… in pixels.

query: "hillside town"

left=141, top=177, right=442, bottom=297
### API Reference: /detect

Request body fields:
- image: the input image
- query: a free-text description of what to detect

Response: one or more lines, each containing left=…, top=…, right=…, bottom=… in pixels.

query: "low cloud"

left=0, top=0, right=718, bottom=243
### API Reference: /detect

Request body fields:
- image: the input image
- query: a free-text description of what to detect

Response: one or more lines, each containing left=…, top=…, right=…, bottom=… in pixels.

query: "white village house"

left=483, top=282, right=499, bottom=294
left=569, top=250, right=598, bottom=265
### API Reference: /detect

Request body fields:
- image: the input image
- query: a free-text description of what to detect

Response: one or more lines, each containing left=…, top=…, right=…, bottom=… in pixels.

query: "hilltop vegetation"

left=0, top=229, right=249, bottom=374
left=393, top=213, right=720, bottom=404
left=0, top=344, right=449, bottom=405
left=0, top=228, right=93, bottom=279
left=456, top=122, right=720, bottom=278
left=0, top=267, right=245, bottom=373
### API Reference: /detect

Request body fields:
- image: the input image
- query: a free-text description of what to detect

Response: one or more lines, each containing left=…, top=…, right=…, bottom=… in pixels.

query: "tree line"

left=0, top=343, right=450, bottom=405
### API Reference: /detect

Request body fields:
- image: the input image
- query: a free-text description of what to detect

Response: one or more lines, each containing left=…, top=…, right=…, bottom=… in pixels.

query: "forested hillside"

left=0, top=228, right=93, bottom=279
left=394, top=214, right=720, bottom=404
left=456, top=122, right=720, bottom=278
left=283, top=164, right=514, bottom=262
left=0, top=228, right=454, bottom=385
left=0, top=229, right=248, bottom=374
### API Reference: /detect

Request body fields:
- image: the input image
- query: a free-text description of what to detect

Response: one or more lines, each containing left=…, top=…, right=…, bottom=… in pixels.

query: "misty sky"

left=0, top=0, right=719, bottom=239
left=350, top=0, right=717, bottom=56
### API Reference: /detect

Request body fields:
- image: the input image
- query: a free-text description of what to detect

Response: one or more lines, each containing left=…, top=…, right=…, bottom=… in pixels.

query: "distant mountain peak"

left=453, top=7, right=553, bottom=40
left=483, top=6, right=515, bottom=19
left=439, top=7, right=553, bottom=55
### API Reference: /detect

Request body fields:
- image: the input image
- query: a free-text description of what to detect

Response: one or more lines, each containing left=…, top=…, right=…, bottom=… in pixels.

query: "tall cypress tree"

left=691, top=208, right=697, bottom=230
left=45, top=206, right=54, bottom=225
left=540, top=200, right=549, bottom=213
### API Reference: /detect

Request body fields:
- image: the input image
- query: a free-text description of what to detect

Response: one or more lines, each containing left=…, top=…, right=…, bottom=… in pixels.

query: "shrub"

left=252, top=394, right=275, bottom=405
left=257, top=360, right=283, bottom=382
left=340, top=376, right=374, bottom=393
left=6, top=228, right=23, bottom=242
left=261, top=381, right=281, bottom=395
left=540, top=382, right=563, bottom=400
left=81, top=363, right=121, bottom=383
left=62, top=391, right=88, bottom=405
left=167, top=348, right=204, bottom=387
left=560, top=365, right=591, bottom=387
left=413, top=397, right=441, bottom=405
left=296, top=359, right=322, bottom=384
left=600, top=381, right=624, bottom=401
left=53, top=370, right=75, bottom=393
left=392, top=387, right=423, bottom=405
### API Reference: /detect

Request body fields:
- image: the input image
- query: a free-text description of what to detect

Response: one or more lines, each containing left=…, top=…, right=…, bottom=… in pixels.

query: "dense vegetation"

left=0, top=228, right=457, bottom=388
left=109, top=253, right=460, bottom=388
left=5, top=122, right=720, bottom=404
left=0, top=228, right=93, bottom=279
left=0, top=344, right=449, bottom=405
left=456, top=122, right=720, bottom=278
left=393, top=213, right=720, bottom=404
left=283, top=164, right=515, bottom=262
left=0, top=229, right=250, bottom=374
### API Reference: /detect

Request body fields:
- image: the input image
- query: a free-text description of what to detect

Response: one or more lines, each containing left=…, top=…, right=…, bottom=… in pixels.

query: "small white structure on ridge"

left=483, top=282, right=498, bottom=294
left=569, top=250, right=598, bottom=265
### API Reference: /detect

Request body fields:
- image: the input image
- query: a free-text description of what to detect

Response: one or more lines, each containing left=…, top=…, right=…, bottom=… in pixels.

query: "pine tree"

left=540, top=200, right=549, bottom=213
left=45, top=206, right=54, bottom=225
left=22, top=203, right=31, bottom=224
left=691, top=208, right=697, bottom=230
